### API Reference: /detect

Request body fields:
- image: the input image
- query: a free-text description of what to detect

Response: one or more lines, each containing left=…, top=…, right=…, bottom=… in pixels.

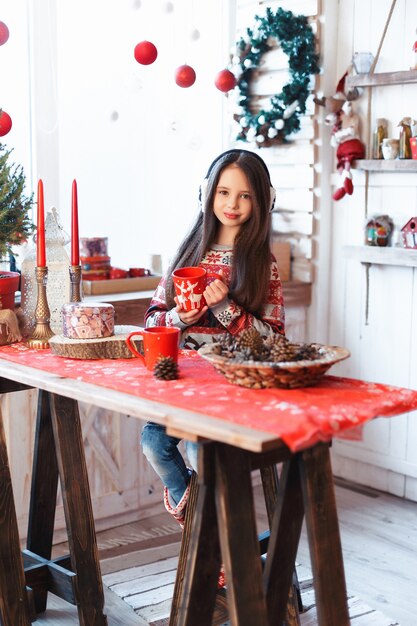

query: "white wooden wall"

left=320, top=0, right=417, bottom=500
left=234, top=0, right=320, bottom=287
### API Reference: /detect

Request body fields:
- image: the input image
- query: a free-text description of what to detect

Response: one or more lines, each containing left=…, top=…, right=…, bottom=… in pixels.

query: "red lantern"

left=0, top=21, right=9, bottom=46
left=175, top=64, right=196, bottom=88
left=0, top=110, right=12, bottom=136
left=134, top=40, right=158, bottom=65
left=214, top=69, right=236, bottom=93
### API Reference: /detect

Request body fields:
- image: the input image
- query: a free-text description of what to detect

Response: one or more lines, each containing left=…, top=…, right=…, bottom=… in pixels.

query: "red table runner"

left=1, top=344, right=417, bottom=452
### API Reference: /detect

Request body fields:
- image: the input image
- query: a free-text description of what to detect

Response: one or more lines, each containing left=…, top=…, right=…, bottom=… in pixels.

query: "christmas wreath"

left=231, top=7, right=320, bottom=146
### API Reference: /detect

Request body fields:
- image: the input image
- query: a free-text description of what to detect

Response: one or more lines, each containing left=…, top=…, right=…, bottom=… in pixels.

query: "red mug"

left=126, top=327, right=180, bottom=370
left=129, top=267, right=151, bottom=277
left=171, top=266, right=222, bottom=311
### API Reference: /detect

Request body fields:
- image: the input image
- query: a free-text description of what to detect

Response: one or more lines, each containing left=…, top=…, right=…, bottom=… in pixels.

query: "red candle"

left=36, top=179, right=46, bottom=267
left=71, top=179, right=79, bottom=265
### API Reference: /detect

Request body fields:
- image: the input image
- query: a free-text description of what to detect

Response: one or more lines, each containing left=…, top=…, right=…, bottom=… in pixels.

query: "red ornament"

left=0, top=110, right=12, bottom=136
left=0, top=21, right=9, bottom=46
left=175, top=64, right=196, bottom=88
left=134, top=40, right=158, bottom=65
left=214, top=69, right=236, bottom=93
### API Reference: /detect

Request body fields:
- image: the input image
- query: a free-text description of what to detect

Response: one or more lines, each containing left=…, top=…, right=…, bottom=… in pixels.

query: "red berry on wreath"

left=214, top=69, right=236, bottom=93
left=0, top=110, right=12, bottom=136
left=134, top=40, right=158, bottom=65
left=0, top=21, right=9, bottom=46
left=175, top=64, right=196, bottom=88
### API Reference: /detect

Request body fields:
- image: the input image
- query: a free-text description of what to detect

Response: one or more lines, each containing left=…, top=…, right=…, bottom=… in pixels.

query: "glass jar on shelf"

left=398, top=117, right=413, bottom=159
left=372, top=118, right=387, bottom=159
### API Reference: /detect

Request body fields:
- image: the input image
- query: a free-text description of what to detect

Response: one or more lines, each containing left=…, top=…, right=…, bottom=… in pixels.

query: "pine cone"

left=266, top=335, right=299, bottom=362
left=295, top=343, right=321, bottom=361
left=153, top=355, right=179, bottom=380
left=213, top=333, right=234, bottom=352
left=235, top=328, right=264, bottom=356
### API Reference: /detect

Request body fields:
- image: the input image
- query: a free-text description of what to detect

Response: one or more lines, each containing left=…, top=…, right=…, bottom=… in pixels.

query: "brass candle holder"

left=25, top=266, right=55, bottom=349
left=69, top=264, right=82, bottom=302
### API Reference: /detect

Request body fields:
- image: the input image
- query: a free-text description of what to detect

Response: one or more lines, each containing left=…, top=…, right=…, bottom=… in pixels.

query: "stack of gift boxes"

left=80, top=237, right=111, bottom=281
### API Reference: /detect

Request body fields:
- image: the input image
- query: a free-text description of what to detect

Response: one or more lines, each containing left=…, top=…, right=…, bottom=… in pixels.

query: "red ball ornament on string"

left=134, top=40, right=158, bottom=65
left=0, top=110, right=12, bottom=136
left=0, top=21, right=9, bottom=46
left=175, top=64, right=196, bottom=88
left=214, top=69, right=237, bottom=93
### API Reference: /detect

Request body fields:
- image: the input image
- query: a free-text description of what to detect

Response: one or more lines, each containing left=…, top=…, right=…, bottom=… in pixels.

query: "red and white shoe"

left=163, top=481, right=191, bottom=529
left=218, top=564, right=226, bottom=588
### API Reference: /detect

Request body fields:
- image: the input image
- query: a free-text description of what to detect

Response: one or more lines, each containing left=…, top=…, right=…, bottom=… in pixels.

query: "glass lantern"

left=20, top=207, right=71, bottom=337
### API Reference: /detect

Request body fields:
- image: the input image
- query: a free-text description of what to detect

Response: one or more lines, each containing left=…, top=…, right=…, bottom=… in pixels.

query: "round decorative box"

left=62, top=302, right=115, bottom=339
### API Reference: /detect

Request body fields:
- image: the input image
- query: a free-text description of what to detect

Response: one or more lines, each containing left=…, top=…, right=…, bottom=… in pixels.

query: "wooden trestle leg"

left=260, top=464, right=301, bottom=626
left=24, top=390, right=108, bottom=626
left=299, top=443, right=349, bottom=626
left=170, top=445, right=221, bottom=626
left=0, top=401, right=31, bottom=625
left=263, top=443, right=350, bottom=626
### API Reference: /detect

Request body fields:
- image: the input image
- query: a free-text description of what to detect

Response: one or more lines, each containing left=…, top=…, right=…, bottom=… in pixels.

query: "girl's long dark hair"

left=165, top=150, right=273, bottom=316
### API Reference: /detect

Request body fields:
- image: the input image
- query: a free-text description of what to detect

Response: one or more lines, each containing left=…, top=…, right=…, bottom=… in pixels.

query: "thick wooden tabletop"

left=0, top=359, right=282, bottom=453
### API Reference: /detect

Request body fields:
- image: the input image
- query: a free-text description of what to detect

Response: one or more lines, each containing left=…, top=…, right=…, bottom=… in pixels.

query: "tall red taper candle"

left=71, top=179, right=79, bottom=265
left=36, top=179, right=46, bottom=267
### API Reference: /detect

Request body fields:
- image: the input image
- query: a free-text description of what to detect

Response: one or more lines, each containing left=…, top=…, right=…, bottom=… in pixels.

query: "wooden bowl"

left=198, top=343, right=350, bottom=389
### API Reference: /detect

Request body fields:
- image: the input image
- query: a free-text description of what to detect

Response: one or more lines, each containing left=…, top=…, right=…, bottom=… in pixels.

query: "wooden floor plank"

left=110, top=569, right=177, bottom=598
left=136, top=598, right=172, bottom=623
left=123, top=583, right=176, bottom=610
left=100, top=542, right=180, bottom=575
left=102, top=556, right=178, bottom=587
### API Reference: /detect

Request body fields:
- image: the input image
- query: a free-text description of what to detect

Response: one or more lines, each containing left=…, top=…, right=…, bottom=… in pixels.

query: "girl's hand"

left=203, top=270, right=228, bottom=307
left=174, top=297, right=208, bottom=325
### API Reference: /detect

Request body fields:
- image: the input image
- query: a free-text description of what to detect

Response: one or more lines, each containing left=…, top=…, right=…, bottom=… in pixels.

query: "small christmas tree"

left=0, top=142, right=34, bottom=259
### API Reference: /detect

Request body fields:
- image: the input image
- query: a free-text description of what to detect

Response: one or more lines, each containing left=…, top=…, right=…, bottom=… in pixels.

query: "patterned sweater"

left=145, top=244, right=285, bottom=350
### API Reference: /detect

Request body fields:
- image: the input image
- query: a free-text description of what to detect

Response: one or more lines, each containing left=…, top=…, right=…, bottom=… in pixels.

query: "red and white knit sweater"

left=145, top=244, right=285, bottom=350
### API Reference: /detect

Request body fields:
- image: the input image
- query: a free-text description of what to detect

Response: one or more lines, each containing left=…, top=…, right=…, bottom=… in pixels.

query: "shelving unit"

left=344, top=245, right=417, bottom=267
left=346, top=70, right=417, bottom=169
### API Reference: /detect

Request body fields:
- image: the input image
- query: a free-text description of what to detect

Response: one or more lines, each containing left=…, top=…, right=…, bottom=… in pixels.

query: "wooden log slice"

left=49, top=325, right=143, bottom=360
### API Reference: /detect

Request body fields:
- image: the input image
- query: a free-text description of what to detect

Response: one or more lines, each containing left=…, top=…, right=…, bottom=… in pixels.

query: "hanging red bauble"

left=175, top=64, right=196, bottom=88
left=214, top=69, right=236, bottom=93
left=0, top=110, right=12, bottom=136
left=0, top=21, right=9, bottom=46
left=134, top=40, right=158, bottom=65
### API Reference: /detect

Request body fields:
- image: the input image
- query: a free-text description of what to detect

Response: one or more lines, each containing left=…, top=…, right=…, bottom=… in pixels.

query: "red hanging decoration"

left=0, top=110, right=12, bottom=136
left=134, top=40, right=158, bottom=65
left=175, top=64, right=196, bottom=88
left=214, top=69, right=236, bottom=93
left=0, top=21, right=9, bottom=46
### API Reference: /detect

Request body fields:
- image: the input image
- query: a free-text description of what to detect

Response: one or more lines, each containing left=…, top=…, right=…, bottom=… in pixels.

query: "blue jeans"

left=141, top=422, right=199, bottom=505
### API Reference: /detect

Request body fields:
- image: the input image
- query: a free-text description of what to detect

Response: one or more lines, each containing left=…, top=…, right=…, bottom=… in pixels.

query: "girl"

left=141, top=149, right=285, bottom=529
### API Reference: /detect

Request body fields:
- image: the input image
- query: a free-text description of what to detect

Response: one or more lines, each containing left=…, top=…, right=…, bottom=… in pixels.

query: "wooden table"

left=0, top=352, right=415, bottom=626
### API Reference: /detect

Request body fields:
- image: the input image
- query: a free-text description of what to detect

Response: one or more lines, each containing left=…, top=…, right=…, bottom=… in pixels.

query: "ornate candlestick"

left=25, top=266, right=55, bottom=349
left=69, top=264, right=82, bottom=302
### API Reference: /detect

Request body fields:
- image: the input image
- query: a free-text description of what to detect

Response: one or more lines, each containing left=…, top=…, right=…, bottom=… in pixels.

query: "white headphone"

left=199, top=149, right=276, bottom=213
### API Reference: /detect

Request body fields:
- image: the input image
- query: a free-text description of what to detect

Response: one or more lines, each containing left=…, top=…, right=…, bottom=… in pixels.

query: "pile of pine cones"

left=211, top=328, right=321, bottom=364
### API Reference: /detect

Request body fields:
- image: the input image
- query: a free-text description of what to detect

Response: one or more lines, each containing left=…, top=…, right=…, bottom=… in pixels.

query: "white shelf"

left=353, top=160, right=417, bottom=172
left=345, top=69, right=417, bottom=88
left=344, top=246, right=417, bottom=267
